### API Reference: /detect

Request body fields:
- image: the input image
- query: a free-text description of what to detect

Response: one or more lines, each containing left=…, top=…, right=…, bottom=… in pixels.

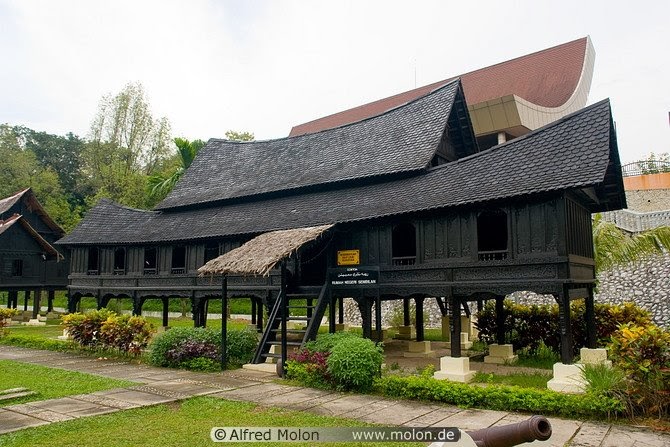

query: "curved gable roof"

left=156, top=79, right=463, bottom=210
left=289, top=37, right=590, bottom=137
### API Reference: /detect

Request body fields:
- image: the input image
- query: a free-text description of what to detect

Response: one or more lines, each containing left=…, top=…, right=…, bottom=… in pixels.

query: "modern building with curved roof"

left=289, top=37, right=595, bottom=151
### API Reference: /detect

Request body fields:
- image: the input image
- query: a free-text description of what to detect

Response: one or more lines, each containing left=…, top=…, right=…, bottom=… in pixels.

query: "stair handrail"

left=251, top=289, right=285, bottom=364
left=302, top=281, right=330, bottom=343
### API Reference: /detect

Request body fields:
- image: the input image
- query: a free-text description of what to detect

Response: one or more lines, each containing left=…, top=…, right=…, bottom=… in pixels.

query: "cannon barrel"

left=467, top=415, right=552, bottom=447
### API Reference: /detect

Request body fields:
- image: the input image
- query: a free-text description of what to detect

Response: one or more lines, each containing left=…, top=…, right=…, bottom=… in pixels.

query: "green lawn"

left=472, top=371, right=552, bottom=389
left=0, top=360, right=134, bottom=407
left=0, top=397, right=424, bottom=447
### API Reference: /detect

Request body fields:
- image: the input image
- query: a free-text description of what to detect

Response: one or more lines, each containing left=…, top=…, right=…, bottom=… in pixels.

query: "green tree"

left=224, top=130, right=254, bottom=142
left=147, top=137, right=206, bottom=204
left=0, top=125, right=80, bottom=231
left=84, top=82, right=173, bottom=208
left=593, top=214, right=670, bottom=273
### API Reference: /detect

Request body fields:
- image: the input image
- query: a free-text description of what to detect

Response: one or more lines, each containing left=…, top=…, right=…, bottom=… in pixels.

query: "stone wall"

left=341, top=253, right=670, bottom=329
left=623, top=189, right=670, bottom=212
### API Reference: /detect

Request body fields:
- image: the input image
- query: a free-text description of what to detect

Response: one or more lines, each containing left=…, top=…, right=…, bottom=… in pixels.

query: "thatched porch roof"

left=198, top=224, right=334, bottom=277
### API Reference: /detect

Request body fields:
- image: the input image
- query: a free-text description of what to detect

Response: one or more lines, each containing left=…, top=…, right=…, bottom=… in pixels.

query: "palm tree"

left=593, top=213, right=670, bottom=273
left=148, top=137, right=205, bottom=200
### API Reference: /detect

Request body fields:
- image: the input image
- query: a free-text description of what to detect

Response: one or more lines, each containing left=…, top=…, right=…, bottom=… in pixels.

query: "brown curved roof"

left=289, top=37, right=588, bottom=137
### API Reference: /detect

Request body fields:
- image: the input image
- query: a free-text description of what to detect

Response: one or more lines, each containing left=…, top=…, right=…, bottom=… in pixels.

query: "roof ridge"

left=97, top=198, right=159, bottom=214
left=212, top=78, right=462, bottom=144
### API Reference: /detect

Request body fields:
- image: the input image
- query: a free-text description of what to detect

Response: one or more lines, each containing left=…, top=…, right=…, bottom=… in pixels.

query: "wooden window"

left=144, top=247, right=157, bottom=275
left=11, top=259, right=23, bottom=277
left=113, top=248, right=126, bottom=275
left=392, top=223, right=416, bottom=266
left=477, top=210, right=508, bottom=261
left=171, top=246, right=186, bottom=274
left=204, top=242, right=219, bottom=263
left=87, top=247, right=100, bottom=275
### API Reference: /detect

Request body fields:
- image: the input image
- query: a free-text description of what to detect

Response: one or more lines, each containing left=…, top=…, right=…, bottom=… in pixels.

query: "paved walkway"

left=0, top=346, right=668, bottom=446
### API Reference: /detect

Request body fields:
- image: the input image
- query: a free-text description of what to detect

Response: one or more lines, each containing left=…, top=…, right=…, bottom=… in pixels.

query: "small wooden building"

left=57, top=79, right=626, bottom=364
left=0, top=188, right=67, bottom=314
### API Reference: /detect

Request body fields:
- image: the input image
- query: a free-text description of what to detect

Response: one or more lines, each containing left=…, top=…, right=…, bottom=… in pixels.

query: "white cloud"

left=1, top=0, right=668, bottom=162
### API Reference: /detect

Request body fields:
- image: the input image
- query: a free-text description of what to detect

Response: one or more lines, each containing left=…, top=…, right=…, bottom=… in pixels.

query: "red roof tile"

left=289, top=37, right=588, bottom=137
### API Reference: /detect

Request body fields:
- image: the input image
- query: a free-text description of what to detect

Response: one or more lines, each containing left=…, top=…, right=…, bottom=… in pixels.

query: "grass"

left=0, top=360, right=134, bottom=407
left=472, top=371, right=552, bottom=389
left=0, top=397, right=424, bottom=447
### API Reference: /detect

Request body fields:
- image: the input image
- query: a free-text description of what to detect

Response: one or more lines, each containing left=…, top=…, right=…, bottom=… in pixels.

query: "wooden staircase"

left=251, top=282, right=329, bottom=364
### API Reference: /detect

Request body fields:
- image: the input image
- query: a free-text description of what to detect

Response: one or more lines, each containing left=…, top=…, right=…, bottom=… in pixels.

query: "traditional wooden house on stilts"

left=57, top=74, right=626, bottom=371
left=0, top=188, right=67, bottom=317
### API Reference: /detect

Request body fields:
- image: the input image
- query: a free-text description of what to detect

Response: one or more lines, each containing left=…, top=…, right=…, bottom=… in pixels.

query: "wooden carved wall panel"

left=453, top=264, right=557, bottom=281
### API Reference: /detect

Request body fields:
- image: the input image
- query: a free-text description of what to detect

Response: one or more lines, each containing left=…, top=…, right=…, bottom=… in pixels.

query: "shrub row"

left=148, top=326, right=258, bottom=371
left=475, top=300, right=651, bottom=353
left=374, top=374, right=623, bottom=419
left=61, top=309, right=154, bottom=355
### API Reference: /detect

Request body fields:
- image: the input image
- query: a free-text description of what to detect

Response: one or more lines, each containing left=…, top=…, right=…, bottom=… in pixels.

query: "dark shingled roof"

left=58, top=99, right=624, bottom=246
left=0, top=214, right=63, bottom=259
left=0, top=188, right=65, bottom=236
left=156, top=79, right=462, bottom=210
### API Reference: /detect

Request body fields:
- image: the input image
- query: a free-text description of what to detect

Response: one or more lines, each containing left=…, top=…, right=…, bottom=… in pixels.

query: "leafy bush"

left=148, top=326, right=257, bottom=370
left=286, top=350, right=331, bottom=389
left=327, top=336, right=383, bottom=392
left=608, top=323, right=670, bottom=418
left=475, top=300, right=651, bottom=354
left=226, top=327, right=258, bottom=366
left=100, top=315, right=154, bottom=355
left=375, top=375, right=623, bottom=419
left=61, top=309, right=154, bottom=355
left=288, top=332, right=383, bottom=391
left=303, top=331, right=359, bottom=353
left=0, top=308, right=18, bottom=336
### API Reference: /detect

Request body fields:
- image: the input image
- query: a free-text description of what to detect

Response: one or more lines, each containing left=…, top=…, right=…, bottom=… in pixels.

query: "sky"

left=0, top=0, right=668, bottom=163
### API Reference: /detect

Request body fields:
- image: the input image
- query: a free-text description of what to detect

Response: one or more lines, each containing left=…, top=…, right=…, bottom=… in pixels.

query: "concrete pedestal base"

left=547, top=363, right=586, bottom=393
left=265, top=345, right=282, bottom=364
left=484, top=344, right=518, bottom=364
left=394, top=325, right=416, bottom=340
left=580, top=348, right=612, bottom=367
left=433, top=356, right=476, bottom=383
left=24, top=319, right=46, bottom=327
left=403, top=341, right=436, bottom=358
left=371, top=329, right=387, bottom=341
left=441, top=317, right=473, bottom=347
left=57, top=329, right=70, bottom=341
left=37, top=315, right=47, bottom=322
left=335, top=323, right=350, bottom=332
left=460, top=332, right=473, bottom=350
left=470, top=316, right=479, bottom=341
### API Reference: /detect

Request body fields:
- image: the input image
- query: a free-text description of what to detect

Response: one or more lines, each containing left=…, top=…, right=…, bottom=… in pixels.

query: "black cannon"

left=466, top=415, right=552, bottom=447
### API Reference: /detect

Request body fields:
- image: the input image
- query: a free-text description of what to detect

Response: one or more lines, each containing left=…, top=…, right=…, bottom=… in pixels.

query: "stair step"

left=261, top=353, right=281, bottom=358
left=287, top=305, right=315, bottom=309
left=286, top=294, right=317, bottom=299
left=267, top=341, right=302, bottom=346
left=269, top=329, right=306, bottom=333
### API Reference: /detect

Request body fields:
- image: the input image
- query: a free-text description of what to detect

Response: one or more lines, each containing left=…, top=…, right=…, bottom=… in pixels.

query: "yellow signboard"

left=337, top=249, right=360, bottom=266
